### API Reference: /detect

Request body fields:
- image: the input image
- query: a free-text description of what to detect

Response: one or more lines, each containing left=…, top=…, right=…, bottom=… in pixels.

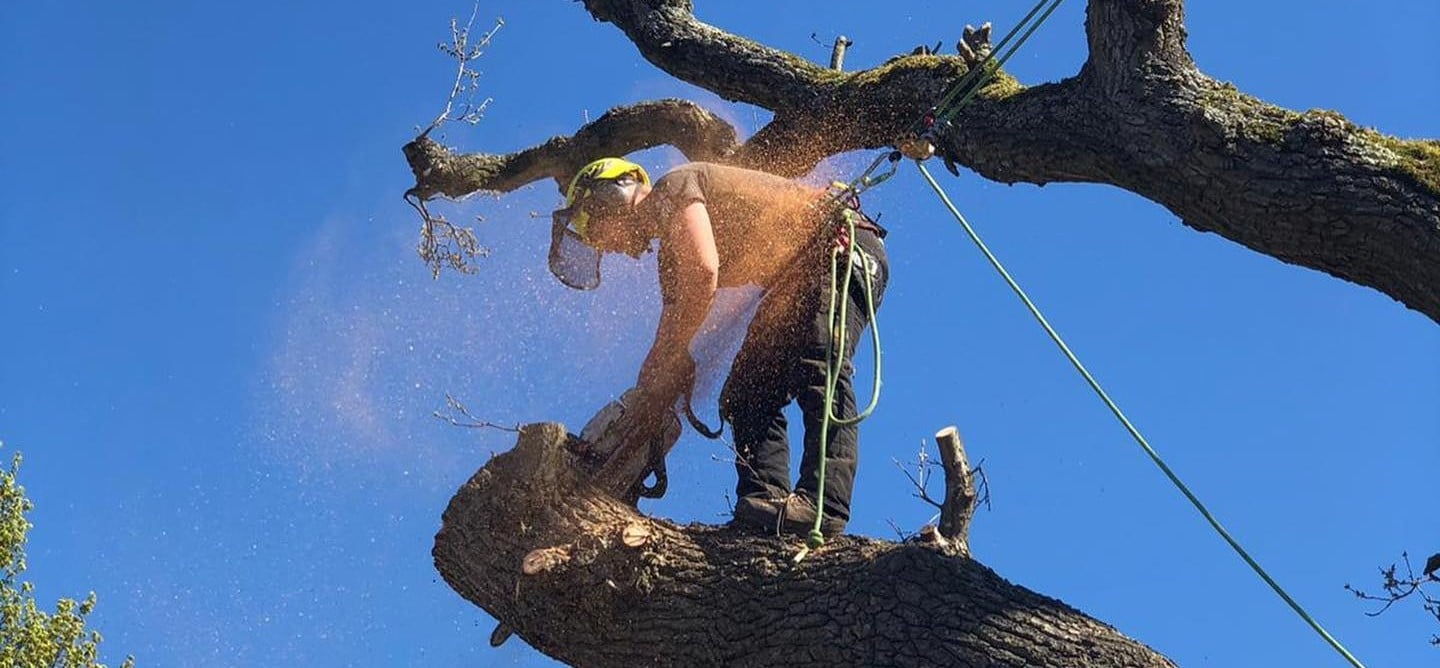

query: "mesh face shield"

left=549, top=207, right=602, bottom=290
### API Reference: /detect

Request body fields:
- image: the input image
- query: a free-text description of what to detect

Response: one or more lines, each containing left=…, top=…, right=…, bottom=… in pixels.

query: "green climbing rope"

left=914, top=161, right=1366, bottom=668
left=796, top=0, right=1086, bottom=570
left=934, top=0, right=1067, bottom=126
left=797, top=0, right=1068, bottom=564
left=786, top=2, right=1365, bottom=665
left=798, top=211, right=884, bottom=561
left=829, top=216, right=884, bottom=427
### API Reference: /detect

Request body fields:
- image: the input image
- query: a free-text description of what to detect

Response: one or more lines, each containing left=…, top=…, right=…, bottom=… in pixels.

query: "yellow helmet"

left=561, top=157, right=651, bottom=240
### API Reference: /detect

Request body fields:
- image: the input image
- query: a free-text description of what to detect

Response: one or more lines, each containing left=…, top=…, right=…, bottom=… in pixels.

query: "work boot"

left=732, top=494, right=846, bottom=537
left=776, top=493, right=847, bottom=537
left=732, top=495, right=784, bottom=534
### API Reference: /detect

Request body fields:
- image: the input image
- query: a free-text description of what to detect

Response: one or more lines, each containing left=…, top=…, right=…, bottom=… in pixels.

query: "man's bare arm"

left=635, top=201, right=719, bottom=407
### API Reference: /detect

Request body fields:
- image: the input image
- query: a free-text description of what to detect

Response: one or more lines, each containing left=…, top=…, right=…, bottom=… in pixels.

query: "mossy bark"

left=406, top=0, right=1440, bottom=322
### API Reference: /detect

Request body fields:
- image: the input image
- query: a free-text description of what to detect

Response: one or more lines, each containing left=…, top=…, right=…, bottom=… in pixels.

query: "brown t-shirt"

left=641, top=162, right=825, bottom=299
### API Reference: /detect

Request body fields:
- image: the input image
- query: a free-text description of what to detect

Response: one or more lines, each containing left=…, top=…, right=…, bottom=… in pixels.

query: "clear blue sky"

left=2, top=1, right=1436, bottom=666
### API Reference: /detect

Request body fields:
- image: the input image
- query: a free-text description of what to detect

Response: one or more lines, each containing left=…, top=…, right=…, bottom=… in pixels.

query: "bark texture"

left=405, top=0, right=1440, bottom=321
left=436, top=424, right=1175, bottom=667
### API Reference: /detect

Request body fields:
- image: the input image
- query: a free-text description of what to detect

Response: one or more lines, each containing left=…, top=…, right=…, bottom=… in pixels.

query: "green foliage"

left=0, top=447, right=134, bottom=668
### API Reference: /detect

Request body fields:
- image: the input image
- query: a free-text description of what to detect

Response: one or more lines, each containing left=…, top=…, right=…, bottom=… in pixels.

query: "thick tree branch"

left=556, top=0, right=1440, bottom=321
left=403, top=99, right=737, bottom=199
left=436, top=424, right=1175, bottom=667
left=579, top=0, right=834, bottom=110
left=939, top=73, right=1440, bottom=320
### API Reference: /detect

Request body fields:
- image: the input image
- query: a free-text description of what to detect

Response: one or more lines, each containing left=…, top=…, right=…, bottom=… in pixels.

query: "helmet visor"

left=549, top=207, right=602, bottom=290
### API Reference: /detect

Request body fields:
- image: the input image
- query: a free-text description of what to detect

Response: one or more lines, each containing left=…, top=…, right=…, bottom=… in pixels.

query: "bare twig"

left=407, top=4, right=503, bottom=278
left=1345, top=551, right=1440, bottom=646
left=892, top=447, right=944, bottom=510
left=885, top=518, right=916, bottom=542
left=420, top=5, right=504, bottom=138
left=707, top=438, right=763, bottom=483
left=405, top=191, right=488, bottom=278
left=972, top=459, right=991, bottom=511
left=433, top=393, right=520, bottom=433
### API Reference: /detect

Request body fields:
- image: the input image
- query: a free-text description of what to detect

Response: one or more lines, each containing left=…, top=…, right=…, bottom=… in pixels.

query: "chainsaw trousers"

left=719, top=227, right=888, bottom=523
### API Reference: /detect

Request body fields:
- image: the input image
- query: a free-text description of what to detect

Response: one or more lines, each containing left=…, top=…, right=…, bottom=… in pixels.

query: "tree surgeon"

left=553, top=157, right=889, bottom=535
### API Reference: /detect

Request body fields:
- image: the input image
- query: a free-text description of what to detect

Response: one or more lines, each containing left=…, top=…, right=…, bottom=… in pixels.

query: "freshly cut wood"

left=621, top=522, right=651, bottom=548
left=522, top=546, right=571, bottom=576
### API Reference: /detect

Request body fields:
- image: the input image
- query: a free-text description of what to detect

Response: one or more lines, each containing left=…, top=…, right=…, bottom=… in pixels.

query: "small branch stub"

left=829, top=35, right=853, bottom=71
left=916, top=523, right=951, bottom=550
left=489, top=623, right=513, bottom=647
left=522, top=546, right=572, bottom=575
left=935, top=425, right=978, bottom=557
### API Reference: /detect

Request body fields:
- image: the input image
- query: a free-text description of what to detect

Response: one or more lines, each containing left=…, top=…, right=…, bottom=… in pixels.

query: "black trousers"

left=719, top=227, right=889, bottom=522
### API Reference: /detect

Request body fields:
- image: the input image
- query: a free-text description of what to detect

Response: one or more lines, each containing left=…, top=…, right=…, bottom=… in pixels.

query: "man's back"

left=642, top=162, right=824, bottom=290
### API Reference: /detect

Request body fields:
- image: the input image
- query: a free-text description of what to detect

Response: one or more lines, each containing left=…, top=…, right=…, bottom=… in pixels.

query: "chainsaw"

left=573, top=388, right=682, bottom=501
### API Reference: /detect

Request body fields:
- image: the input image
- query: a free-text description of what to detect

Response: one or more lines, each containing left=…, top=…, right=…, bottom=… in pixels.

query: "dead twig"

left=433, top=393, right=521, bottom=433
left=1345, top=551, right=1440, bottom=645
left=407, top=4, right=503, bottom=278
left=972, top=460, right=991, bottom=511
left=420, top=5, right=503, bottom=138
left=885, top=518, right=916, bottom=542
left=893, top=439, right=954, bottom=510
left=405, top=192, right=488, bottom=278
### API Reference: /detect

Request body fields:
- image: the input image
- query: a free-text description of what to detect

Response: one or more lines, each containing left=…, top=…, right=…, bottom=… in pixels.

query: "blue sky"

left=2, top=1, right=1436, bottom=666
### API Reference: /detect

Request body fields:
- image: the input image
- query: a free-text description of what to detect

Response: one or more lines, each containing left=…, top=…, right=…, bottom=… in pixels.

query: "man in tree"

left=555, top=157, right=889, bottom=536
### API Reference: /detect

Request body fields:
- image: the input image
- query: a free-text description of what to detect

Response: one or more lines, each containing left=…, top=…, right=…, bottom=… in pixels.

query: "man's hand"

left=606, top=388, right=673, bottom=460
left=592, top=382, right=684, bottom=498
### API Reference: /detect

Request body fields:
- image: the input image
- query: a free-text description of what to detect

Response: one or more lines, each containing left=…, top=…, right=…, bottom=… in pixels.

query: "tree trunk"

left=434, top=424, right=1175, bottom=667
